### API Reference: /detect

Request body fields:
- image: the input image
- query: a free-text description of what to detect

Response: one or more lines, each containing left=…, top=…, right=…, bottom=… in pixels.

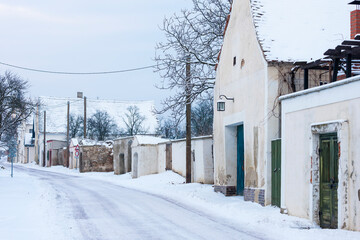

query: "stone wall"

left=79, top=145, right=113, bottom=173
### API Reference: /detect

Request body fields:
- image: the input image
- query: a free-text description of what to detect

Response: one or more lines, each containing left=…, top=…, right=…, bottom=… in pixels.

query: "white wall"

left=172, top=140, right=186, bottom=177
left=171, top=137, right=214, bottom=184
left=213, top=0, right=279, bottom=205
left=132, top=145, right=158, bottom=178
left=157, top=143, right=167, bottom=173
left=281, top=77, right=360, bottom=231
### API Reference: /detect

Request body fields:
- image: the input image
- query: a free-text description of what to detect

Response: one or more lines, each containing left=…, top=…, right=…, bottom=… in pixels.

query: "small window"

left=29, top=129, right=32, bottom=133
left=233, top=56, right=236, bottom=66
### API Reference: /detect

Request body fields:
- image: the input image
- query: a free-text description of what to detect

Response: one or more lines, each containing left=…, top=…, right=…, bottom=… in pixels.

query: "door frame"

left=310, top=120, right=349, bottom=229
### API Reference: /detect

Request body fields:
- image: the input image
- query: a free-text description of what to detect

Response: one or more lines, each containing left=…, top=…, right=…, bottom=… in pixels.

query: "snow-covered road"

left=12, top=164, right=262, bottom=240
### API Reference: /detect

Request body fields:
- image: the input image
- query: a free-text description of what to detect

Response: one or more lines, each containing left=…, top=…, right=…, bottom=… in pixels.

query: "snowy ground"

left=1, top=157, right=359, bottom=240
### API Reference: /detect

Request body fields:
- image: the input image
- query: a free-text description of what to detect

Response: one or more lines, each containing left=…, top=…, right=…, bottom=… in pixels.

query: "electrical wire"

left=39, top=99, right=83, bottom=109
left=0, top=61, right=157, bottom=75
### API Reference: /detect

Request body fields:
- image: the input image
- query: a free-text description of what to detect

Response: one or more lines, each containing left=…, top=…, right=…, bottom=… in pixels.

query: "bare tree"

left=156, top=116, right=186, bottom=139
left=87, top=111, right=117, bottom=141
left=0, top=72, right=36, bottom=148
left=155, top=0, right=232, bottom=119
left=69, top=114, right=83, bottom=138
left=122, top=106, right=147, bottom=136
left=191, top=96, right=213, bottom=136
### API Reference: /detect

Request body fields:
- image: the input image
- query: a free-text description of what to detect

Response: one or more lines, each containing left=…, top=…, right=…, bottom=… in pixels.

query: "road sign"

left=75, top=145, right=80, bottom=159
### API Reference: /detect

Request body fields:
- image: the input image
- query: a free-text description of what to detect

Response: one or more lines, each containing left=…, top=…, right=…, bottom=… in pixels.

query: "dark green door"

left=319, top=133, right=338, bottom=229
left=237, top=125, right=244, bottom=195
left=271, top=139, right=281, bottom=207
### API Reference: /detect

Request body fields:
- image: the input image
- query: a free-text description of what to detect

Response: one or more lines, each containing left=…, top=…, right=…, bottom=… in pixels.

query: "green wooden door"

left=271, top=139, right=281, bottom=207
left=237, top=125, right=245, bottom=195
left=319, top=133, right=338, bottom=229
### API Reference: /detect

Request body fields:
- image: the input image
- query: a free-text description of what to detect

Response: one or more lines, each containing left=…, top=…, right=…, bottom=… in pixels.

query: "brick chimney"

left=351, top=9, right=360, bottom=39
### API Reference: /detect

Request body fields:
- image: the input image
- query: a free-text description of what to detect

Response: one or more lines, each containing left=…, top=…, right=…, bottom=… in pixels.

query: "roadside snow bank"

left=15, top=162, right=360, bottom=240
left=0, top=157, right=80, bottom=240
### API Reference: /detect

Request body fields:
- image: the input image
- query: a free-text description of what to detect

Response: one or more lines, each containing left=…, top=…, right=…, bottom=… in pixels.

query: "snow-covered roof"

left=79, top=139, right=113, bottom=148
left=250, top=0, right=351, bottom=62
left=38, top=96, right=157, bottom=134
left=170, top=135, right=212, bottom=143
left=134, top=135, right=169, bottom=145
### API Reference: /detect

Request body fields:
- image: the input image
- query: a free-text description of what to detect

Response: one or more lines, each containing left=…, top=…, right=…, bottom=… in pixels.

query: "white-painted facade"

left=131, top=136, right=168, bottom=178
left=16, top=122, right=35, bottom=164
left=157, top=142, right=168, bottom=174
left=280, top=76, right=360, bottom=230
left=213, top=0, right=349, bottom=205
left=213, top=0, right=282, bottom=204
left=171, top=136, right=214, bottom=184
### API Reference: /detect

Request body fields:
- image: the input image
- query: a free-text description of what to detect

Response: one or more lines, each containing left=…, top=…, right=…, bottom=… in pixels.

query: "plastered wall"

left=281, top=78, right=360, bottom=230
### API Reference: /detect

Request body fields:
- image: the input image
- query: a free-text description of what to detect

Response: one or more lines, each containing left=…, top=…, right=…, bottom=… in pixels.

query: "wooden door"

left=237, top=125, right=245, bottom=195
left=271, top=139, right=281, bottom=207
left=165, top=143, right=172, bottom=170
left=319, top=133, right=338, bottom=229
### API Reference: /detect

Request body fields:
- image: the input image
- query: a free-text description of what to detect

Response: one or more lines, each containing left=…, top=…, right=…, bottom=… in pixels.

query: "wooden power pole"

left=67, top=101, right=70, bottom=168
left=84, top=96, right=87, bottom=138
left=34, top=104, right=39, bottom=164
left=185, top=58, right=192, bottom=183
left=43, top=111, right=46, bottom=167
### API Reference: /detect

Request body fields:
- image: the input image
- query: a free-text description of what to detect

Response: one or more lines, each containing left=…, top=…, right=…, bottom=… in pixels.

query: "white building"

left=131, top=135, right=169, bottom=178
left=213, top=0, right=350, bottom=206
left=16, top=120, right=35, bottom=164
left=280, top=75, right=360, bottom=231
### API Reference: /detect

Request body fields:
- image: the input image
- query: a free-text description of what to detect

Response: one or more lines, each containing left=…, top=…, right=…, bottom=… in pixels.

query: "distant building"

left=34, top=96, right=157, bottom=167
left=16, top=120, right=35, bottom=164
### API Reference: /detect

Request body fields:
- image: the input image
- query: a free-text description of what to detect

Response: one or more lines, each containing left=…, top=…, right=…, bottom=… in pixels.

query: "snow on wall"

left=38, top=96, right=158, bottom=134
left=250, top=0, right=351, bottom=62
left=135, top=135, right=169, bottom=145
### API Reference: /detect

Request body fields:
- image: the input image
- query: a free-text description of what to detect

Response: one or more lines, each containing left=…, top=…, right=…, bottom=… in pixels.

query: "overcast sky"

left=0, top=0, right=192, bottom=107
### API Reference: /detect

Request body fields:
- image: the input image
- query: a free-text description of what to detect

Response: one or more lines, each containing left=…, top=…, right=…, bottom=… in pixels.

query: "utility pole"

left=84, top=96, right=87, bottom=139
left=185, top=57, right=192, bottom=184
left=34, top=104, right=39, bottom=164
left=67, top=101, right=70, bottom=168
left=43, top=111, right=46, bottom=167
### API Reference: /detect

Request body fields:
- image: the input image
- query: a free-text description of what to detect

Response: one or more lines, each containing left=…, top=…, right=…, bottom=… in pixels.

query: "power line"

left=0, top=61, right=157, bottom=75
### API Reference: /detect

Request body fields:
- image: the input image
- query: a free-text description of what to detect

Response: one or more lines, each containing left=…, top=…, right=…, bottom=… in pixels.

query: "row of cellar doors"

left=236, top=125, right=338, bottom=229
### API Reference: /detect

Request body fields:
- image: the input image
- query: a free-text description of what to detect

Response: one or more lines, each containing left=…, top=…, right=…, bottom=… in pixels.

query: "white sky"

left=0, top=0, right=192, bottom=107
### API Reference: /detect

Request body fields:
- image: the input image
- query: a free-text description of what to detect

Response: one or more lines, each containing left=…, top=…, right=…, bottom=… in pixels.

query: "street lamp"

left=217, top=95, right=234, bottom=112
